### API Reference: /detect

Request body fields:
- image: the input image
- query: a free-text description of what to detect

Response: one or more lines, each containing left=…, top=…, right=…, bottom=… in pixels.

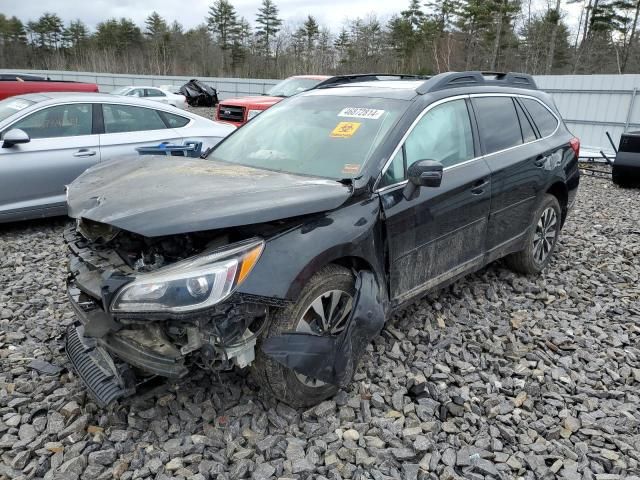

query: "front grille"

left=218, top=104, right=245, bottom=122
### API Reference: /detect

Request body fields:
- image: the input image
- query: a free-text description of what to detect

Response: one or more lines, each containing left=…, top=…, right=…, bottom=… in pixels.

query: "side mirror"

left=2, top=129, right=30, bottom=148
left=403, top=160, right=444, bottom=200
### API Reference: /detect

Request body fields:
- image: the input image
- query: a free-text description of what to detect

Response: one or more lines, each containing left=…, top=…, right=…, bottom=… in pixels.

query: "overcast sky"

left=2, top=0, right=583, bottom=35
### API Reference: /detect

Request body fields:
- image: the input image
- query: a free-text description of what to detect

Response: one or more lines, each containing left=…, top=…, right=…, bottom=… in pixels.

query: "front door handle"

left=74, top=149, right=96, bottom=158
left=534, top=155, right=546, bottom=167
left=471, top=178, right=489, bottom=195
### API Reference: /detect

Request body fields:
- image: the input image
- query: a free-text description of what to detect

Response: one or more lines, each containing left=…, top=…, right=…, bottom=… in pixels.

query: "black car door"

left=378, top=97, right=492, bottom=305
left=470, top=95, right=548, bottom=257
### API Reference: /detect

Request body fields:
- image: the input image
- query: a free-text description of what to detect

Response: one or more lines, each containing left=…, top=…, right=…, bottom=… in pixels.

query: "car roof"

left=302, top=74, right=549, bottom=102
left=116, top=86, right=165, bottom=89
left=304, top=81, right=423, bottom=100
left=5, top=92, right=189, bottom=113
left=291, top=75, right=330, bottom=80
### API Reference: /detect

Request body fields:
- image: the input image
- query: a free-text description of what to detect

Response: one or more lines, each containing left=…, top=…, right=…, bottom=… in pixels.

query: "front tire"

left=505, top=194, right=562, bottom=275
left=254, top=265, right=355, bottom=407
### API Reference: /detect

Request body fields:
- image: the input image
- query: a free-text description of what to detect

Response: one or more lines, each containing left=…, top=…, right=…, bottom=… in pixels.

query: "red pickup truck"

left=0, top=74, right=99, bottom=100
left=216, top=75, right=329, bottom=126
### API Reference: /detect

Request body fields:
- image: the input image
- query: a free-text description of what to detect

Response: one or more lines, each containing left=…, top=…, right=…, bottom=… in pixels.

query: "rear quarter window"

left=521, top=98, right=559, bottom=137
left=159, top=111, right=190, bottom=128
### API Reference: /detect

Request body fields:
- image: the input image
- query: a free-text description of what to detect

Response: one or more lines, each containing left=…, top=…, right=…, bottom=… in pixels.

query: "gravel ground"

left=188, top=106, right=217, bottom=121
left=1, top=175, right=639, bottom=480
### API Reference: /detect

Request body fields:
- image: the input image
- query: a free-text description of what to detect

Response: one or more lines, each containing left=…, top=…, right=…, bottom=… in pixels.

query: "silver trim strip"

left=375, top=93, right=561, bottom=193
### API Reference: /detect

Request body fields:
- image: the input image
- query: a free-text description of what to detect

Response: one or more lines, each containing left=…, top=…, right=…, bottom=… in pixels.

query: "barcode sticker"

left=338, top=108, right=385, bottom=120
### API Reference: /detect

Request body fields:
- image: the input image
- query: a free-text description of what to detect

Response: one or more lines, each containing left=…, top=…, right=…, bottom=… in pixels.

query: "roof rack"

left=416, top=71, right=537, bottom=94
left=314, top=73, right=429, bottom=89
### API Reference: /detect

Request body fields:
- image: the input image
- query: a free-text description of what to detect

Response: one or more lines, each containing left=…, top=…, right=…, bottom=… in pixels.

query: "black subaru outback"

left=64, top=71, right=580, bottom=407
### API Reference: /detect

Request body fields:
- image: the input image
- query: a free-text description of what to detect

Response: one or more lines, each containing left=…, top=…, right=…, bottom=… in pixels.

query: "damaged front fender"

left=261, top=270, right=385, bottom=387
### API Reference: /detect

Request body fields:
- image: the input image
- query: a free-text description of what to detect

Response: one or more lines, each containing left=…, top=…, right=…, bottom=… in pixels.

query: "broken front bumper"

left=66, top=282, right=190, bottom=407
left=63, top=226, right=266, bottom=407
left=67, top=285, right=189, bottom=378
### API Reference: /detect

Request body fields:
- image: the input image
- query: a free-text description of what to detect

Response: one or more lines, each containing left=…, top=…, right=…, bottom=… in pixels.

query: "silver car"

left=112, top=86, right=187, bottom=109
left=0, top=93, right=235, bottom=222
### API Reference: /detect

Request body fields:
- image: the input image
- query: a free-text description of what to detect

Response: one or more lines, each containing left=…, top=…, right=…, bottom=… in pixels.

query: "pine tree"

left=303, top=15, right=320, bottom=53
left=145, top=12, right=168, bottom=38
left=207, top=0, right=238, bottom=50
left=62, top=20, right=89, bottom=48
left=401, top=0, right=425, bottom=30
left=255, top=0, right=282, bottom=57
left=334, top=28, right=350, bottom=66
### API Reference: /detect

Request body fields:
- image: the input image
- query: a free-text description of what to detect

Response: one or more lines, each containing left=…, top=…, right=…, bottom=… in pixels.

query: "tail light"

left=569, top=137, right=580, bottom=159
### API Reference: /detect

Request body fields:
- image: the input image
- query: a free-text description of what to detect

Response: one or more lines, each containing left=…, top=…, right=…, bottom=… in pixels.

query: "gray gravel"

left=1, top=175, right=640, bottom=480
left=187, top=106, right=217, bottom=122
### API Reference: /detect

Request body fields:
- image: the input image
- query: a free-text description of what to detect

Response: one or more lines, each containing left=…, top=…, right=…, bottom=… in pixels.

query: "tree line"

left=1, top=0, right=639, bottom=79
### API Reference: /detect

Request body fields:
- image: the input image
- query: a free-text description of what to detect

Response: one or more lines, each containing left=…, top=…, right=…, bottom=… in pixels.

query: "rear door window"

left=472, top=96, right=523, bottom=154
left=102, top=104, right=167, bottom=133
left=146, top=89, right=166, bottom=97
left=10, top=103, right=92, bottom=139
left=521, top=98, right=558, bottom=137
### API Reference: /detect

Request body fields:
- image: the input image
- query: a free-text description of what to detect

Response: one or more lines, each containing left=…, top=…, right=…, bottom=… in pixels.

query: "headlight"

left=246, top=109, right=263, bottom=120
left=111, top=238, right=264, bottom=313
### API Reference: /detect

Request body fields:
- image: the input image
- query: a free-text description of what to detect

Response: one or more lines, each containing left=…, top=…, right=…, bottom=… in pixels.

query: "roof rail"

left=416, top=71, right=537, bottom=94
left=314, top=73, right=429, bottom=89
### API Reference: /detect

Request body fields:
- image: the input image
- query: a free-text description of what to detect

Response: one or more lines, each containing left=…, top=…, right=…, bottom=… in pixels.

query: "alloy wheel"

left=533, top=207, right=558, bottom=265
left=294, top=289, right=353, bottom=387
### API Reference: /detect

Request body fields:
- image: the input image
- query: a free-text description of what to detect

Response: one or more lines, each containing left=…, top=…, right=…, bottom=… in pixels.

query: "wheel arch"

left=285, top=248, right=386, bottom=304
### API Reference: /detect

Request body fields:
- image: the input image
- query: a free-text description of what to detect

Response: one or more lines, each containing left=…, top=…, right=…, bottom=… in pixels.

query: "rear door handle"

left=74, top=149, right=96, bottom=158
left=471, top=178, right=489, bottom=195
left=534, top=155, right=546, bottom=167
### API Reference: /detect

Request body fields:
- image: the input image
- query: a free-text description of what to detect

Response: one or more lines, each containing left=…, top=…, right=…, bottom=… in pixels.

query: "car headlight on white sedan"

left=111, top=238, right=264, bottom=313
left=246, top=109, right=263, bottom=121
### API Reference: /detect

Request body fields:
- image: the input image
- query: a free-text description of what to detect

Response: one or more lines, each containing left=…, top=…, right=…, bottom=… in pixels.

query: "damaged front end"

left=64, top=220, right=271, bottom=407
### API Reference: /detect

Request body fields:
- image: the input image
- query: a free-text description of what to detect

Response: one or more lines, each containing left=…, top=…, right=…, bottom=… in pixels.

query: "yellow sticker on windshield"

left=331, top=121, right=361, bottom=138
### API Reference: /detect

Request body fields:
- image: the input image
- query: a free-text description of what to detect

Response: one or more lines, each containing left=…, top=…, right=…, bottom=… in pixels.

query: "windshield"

left=210, top=94, right=407, bottom=179
left=266, top=77, right=324, bottom=97
left=111, top=87, right=131, bottom=95
left=0, top=98, right=36, bottom=123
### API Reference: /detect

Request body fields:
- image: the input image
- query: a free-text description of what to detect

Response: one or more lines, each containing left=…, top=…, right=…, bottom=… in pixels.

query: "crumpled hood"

left=67, top=156, right=352, bottom=237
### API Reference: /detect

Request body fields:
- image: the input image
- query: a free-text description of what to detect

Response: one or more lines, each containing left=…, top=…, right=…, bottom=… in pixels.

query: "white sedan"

left=0, top=92, right=235, bottom=222
left=112, top=86, right=187, bottom=109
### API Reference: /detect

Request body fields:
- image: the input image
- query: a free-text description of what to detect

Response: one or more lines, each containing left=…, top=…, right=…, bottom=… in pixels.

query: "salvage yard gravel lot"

left=1, top=172, right=639, bottom=478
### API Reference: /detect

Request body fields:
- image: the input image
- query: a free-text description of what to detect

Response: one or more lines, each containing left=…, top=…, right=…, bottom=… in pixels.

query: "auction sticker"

left=342, top=164, right=361, bottom=175
left=338, top=107, right=385, bottom=119
left=331, top=121, right=361, bottom=138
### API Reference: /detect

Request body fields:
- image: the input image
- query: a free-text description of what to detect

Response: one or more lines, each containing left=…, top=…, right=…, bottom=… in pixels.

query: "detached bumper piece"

left=262, top=270, right=385, bottom=387
left=65, top=324, right=134, bottom=408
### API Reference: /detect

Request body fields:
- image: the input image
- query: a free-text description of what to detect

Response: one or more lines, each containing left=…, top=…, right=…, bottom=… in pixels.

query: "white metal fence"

left=4, top=69, right=640, bottom=152
left=535, top=74, right=640, bottom=155
left=0, top=69, right=280, bottom=100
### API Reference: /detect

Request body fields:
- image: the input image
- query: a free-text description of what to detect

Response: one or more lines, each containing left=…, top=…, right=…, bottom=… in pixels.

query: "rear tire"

left=504, top=194, right=562, bottom=275
left=253, top=265, right=355, bottom=407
